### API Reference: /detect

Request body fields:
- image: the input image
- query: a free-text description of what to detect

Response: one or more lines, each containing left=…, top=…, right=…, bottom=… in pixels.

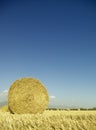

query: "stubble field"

left=0, top=109, right=96, bottom=130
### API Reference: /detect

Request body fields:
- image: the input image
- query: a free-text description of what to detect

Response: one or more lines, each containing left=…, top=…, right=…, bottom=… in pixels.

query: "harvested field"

left=0, top=109, right=96, bottom=130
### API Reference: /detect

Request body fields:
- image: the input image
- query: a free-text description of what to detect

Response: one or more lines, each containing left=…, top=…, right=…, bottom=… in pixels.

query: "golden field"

left=0, top=108, right=96, bottom=130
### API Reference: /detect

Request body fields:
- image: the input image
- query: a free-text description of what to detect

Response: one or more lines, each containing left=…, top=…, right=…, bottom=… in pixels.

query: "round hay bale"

left=8, top=77, right=49, bottom=114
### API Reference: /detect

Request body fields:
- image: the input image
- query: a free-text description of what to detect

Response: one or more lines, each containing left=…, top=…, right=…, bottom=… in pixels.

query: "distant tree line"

left=47, top=107, right=96, bottom=111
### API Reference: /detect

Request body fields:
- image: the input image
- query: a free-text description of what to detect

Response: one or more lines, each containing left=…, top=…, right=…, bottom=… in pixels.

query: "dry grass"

left=0, top=109, right=96, bottom=130
left=0, top=105, right=9, bottom=112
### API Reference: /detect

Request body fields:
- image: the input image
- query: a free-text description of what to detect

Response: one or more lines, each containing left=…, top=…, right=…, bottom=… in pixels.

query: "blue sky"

left=0, top=0, right=96, bottom=108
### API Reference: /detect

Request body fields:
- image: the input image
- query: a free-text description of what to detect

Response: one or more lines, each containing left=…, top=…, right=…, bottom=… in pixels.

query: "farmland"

left=0, top=109, right=96, bottom=130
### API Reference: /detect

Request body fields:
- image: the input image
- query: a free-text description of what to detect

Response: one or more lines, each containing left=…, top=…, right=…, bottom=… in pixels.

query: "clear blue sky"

left=0, top=0, right=96, bottom=108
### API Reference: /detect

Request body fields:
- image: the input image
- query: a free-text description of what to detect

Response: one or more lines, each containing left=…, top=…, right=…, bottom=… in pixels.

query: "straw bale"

left=8, top=78, right=49, bottom=114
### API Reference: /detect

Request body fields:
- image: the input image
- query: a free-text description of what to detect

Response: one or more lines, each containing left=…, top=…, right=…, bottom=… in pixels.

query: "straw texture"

left=8, top=78, right=49, bottom=114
